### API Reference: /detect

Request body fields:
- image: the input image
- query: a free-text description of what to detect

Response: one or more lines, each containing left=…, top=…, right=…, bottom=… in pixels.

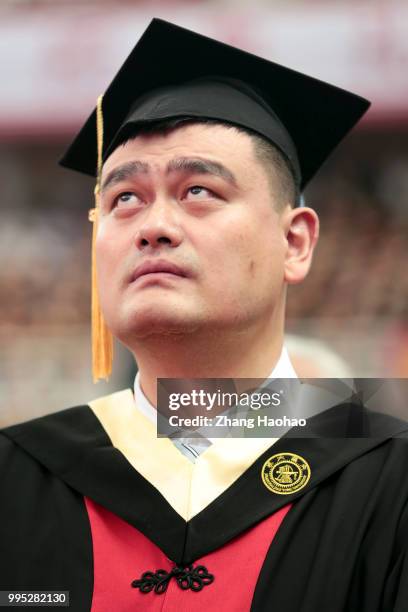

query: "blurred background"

left=1, top=0, right=407, bottom=425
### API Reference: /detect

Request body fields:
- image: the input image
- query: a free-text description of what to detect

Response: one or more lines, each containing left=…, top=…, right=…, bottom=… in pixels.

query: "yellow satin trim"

left=89, top=389, right=278, bottom=521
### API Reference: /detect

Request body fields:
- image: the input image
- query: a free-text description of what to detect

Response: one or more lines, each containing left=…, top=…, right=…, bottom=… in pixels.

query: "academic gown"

left=1, top=388, right=408, bottom=612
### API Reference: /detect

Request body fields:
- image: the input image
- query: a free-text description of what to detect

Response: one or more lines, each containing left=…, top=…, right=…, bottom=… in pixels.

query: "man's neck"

left=132, top=322, right=285, bottom=408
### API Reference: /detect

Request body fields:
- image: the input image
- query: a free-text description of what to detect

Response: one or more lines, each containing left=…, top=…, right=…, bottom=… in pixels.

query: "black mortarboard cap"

left=60, top=18, right=370, bottom=192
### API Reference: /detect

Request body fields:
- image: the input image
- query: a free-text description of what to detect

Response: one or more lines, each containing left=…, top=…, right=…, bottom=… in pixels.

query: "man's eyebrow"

left=166, top=157, right=237, bottom=186
left=101, top=161, right=149, bottom=193
left=100, top=156, right=237, bottom=193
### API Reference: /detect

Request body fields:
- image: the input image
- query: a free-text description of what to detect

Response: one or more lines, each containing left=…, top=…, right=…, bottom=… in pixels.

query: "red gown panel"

left=85, top=497, right=291, bottom=611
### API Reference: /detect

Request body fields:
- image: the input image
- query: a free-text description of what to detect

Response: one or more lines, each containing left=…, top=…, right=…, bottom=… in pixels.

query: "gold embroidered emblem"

left=261, top=453, right=311, bottom=495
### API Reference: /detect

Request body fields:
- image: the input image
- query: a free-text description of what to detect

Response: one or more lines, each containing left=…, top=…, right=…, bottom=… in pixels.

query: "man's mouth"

left=131, top=259, right=189, bottom=282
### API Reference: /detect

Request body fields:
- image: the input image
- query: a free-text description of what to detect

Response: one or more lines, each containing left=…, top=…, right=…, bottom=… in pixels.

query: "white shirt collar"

left=134, top=346, right=297, bottom=425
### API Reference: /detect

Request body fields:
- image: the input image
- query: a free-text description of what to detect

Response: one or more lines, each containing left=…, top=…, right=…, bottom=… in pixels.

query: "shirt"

left=134, top=347, right=298, bottom=462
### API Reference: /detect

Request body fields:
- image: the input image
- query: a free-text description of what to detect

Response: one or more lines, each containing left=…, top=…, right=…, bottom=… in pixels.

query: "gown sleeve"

left=383, top=498, right=408, bottom=611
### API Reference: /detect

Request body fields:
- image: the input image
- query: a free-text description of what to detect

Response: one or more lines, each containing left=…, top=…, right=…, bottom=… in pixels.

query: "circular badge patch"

left=261, top=453, right=311, bottom=495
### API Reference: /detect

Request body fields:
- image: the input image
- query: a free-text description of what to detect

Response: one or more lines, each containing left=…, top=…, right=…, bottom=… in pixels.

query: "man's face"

left=96, top=123, right=290, bottom=345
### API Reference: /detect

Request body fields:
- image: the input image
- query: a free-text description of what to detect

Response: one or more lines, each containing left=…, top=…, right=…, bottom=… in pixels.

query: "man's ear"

left=283, top=206, right=320, bottom=285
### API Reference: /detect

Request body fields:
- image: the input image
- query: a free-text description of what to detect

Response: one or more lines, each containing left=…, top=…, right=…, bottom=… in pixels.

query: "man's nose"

left=134, top=198, right=183, bottom=250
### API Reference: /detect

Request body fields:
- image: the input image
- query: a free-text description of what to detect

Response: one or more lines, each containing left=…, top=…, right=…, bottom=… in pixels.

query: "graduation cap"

left=60, top=18, right=370, bottom=382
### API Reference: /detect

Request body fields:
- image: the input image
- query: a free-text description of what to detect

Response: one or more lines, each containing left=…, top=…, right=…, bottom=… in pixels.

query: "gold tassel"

left=88, top=94, right=113, bottom=382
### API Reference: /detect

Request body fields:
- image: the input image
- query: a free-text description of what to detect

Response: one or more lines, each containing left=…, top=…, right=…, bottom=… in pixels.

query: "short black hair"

left=116, top=117, right=300, bottom=208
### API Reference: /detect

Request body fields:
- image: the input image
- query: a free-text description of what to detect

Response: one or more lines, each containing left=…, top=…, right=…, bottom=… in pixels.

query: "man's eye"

left=185, top=186, right=215, bottom=199
left=114, top=192, right=140, bottom=208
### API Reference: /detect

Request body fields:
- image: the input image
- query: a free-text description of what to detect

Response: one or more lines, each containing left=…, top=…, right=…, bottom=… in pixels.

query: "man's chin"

left=111, top=309, right=203, bottom=342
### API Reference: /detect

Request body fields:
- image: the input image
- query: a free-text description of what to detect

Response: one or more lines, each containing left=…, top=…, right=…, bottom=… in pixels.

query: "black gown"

left=1, top=388, right=407, bottom=611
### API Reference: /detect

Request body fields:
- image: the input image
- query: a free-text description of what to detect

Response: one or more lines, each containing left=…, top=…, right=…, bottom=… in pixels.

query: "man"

left=1, top=19, right=407, bottom=612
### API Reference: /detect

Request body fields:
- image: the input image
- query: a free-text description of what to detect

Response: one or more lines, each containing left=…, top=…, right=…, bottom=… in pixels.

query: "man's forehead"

left=101, top=122, right=254, bottom=178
